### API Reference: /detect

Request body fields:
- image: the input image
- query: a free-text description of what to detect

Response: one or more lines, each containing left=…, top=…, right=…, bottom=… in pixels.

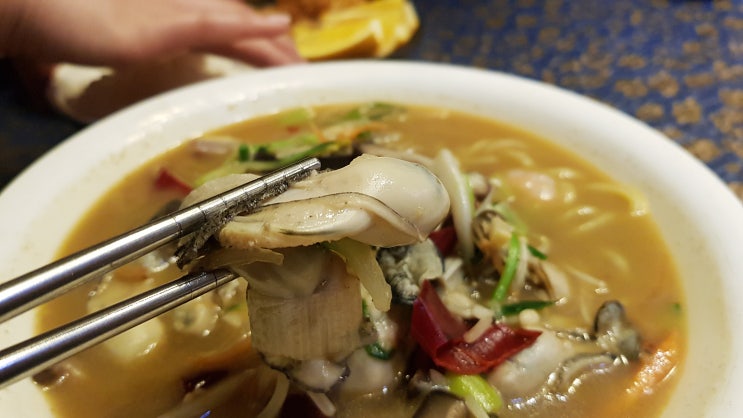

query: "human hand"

left=0, top=0, right=303, bottom=67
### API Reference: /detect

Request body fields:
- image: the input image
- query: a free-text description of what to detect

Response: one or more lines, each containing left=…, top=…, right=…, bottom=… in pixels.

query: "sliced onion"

left=510, top=236, right=530, bottom=292
left=157, top=371, right=249, bottom=418
left=306, top=391, right=337, bottom=417
left=327, top=238, right=391, bottom=312
left=432, top=149, right=474, bottom=261
left=256, top=373, right=290, bottom=418
left=195, top=247, right=283, bottom=271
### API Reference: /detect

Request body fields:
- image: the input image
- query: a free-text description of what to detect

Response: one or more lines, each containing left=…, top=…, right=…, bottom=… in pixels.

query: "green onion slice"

left=492, top=232, right=521, bottom=302
left=447, top=373, right=503, bottom=415
left=527, top=244, right=547, bottom=260
left=364, top=342, right=393, bottom=360
left=501, top=300, right=554, bottom=316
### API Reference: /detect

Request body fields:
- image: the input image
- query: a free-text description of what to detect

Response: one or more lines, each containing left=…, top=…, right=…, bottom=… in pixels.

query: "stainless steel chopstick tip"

left=0, top=158, right=320, bottom=323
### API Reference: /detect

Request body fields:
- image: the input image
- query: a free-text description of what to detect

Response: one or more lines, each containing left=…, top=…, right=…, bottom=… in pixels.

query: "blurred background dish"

left=1, top=0, right=741, bottom=196
left=44, top=0, right=418, bottom=123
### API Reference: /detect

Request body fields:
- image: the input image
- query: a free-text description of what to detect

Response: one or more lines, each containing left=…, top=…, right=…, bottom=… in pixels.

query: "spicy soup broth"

left=36, top=104, right=685, bottom=418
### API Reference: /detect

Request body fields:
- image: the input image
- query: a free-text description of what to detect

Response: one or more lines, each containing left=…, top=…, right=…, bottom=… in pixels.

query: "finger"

left=127, top=1, right=293, bottom=63
left=271, top=34, right=304, bottom=61
left=156, top=11, right=292, bottom=49
left=207, top=37, right=305, bottom=67
left=172, top=0, right=292, bottom=38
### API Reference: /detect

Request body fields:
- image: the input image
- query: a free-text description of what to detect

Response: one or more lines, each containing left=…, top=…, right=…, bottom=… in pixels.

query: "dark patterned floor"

left=1, top=0, right=742, bottom=199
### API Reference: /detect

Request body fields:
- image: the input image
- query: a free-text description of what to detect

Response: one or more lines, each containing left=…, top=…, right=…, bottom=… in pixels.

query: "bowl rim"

left=1, top=60, right=742, bottom=417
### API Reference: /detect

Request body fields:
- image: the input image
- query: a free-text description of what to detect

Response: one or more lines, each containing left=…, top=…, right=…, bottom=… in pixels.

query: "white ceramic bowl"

left=0, top=61, right=741, bottom=417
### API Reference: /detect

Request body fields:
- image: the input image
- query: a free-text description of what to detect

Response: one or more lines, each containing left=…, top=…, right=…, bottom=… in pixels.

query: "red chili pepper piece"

left=411, top=281, right=541, bottom=375
left=155, top=168, right=192, bottom=195
left=428, top=226, right=458, bottom=256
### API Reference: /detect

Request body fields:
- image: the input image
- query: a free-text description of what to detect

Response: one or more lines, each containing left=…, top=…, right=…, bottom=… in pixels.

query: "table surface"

left=1, top=0, right=742, bottom=197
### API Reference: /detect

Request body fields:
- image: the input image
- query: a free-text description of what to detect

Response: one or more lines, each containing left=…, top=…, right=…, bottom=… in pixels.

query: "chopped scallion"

left=342, top=102, right=400, bottom=121
left=527, top=244, right=547, bottom=260
left=362, top=299, right=370, bottom=318
left=224, top=303, right=244, bottom=313
left=501, top=300, right=554, bottom=316
left=492, top=233, right=521, bottom=302
left=364, top=102, right=398, bottom=120
left=355, top=130, right=374, bottom=142
left=195, top=141, right=333, bottom=185
left=279, top=107, right=314, bottom=126
left=262, top=133, right=319, bottom=157
left=364, top=342, right=393, bottom=360
left=447, top=373, right=503, bottom=415
left=238, top=144, right=250, bottom=162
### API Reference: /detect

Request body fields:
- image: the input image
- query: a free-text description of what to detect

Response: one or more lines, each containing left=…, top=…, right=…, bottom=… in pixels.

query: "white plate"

left=1, top=61, right=741, bottom=417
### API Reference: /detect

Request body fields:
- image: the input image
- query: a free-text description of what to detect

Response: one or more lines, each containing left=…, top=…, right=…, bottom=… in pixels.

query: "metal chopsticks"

left=0, top=158, right=320, bottom=388
left=0, top=269, right=237, bottom=389
left=0, top=158, right=320, bottom=323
